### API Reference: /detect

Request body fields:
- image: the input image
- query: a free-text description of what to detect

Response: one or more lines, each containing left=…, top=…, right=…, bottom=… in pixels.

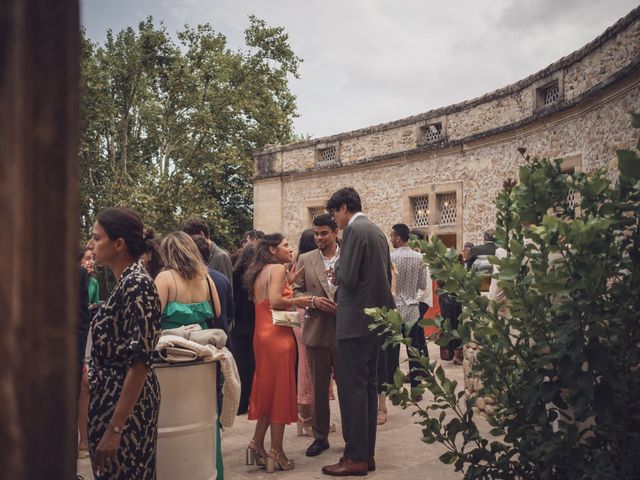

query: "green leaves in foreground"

left=367, top=113, right=640, bottom=479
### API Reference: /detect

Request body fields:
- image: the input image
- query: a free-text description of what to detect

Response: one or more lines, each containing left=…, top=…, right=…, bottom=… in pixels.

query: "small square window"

left=316, top=146, right=339, bottom=167
left=309, top=207, right=325, bottom=223
left=411, top=196, right=430, bottom=227
left=421, top=122, right=444, bottom=144
left=536, top=80, right=562, bottom=108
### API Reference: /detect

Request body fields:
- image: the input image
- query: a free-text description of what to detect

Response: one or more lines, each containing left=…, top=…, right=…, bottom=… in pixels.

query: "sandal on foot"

left=266, top=449, right=295, bottom=473
left=246, top=440, right=267, bottom=467
left=296, top=415, right=313, bottom=436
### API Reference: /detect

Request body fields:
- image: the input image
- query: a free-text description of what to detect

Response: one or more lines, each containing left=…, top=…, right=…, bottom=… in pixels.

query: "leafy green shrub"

left=367, top=113, right=640, bottom=479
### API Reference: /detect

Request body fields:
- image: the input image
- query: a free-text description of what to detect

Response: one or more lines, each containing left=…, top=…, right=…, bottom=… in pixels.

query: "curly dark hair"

left=181, top=217, right=210, bottom=239
left=392, top=223, right=410, bottom=242
left=313, top=213, right=338, bottom=231
left=326, top=187, right=362, bottom=213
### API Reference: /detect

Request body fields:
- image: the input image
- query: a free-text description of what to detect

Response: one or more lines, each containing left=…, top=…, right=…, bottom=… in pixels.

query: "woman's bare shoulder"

left=155, top=269, right=178, bottom=284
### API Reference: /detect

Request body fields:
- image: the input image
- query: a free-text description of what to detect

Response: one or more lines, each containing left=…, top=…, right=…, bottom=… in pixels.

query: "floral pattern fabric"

left=88, top=261, right=161, bottom=480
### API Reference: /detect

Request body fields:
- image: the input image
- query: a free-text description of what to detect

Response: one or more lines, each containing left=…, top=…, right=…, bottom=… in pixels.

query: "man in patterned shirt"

left=390, top=223, right=428, bottom=389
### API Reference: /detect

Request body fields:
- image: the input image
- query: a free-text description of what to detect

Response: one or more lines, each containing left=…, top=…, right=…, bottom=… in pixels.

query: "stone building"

left=253, top=7, right=640, bottom=250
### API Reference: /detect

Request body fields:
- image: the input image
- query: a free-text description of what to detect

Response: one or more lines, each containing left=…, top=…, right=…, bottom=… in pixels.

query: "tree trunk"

left=0, top=1, right=80, bottom=478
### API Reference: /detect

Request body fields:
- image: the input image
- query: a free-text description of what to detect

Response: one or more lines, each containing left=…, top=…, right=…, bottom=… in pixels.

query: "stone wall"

left=253, top=7, right=640, bottom=249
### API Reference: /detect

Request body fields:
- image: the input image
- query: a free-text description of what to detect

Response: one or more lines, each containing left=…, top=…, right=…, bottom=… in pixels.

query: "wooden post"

left=0, top=0, right=80, bottom=478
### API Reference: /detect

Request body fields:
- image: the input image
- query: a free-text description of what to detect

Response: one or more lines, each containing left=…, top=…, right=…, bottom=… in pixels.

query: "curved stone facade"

left=253, top=7, right=640, bottom=249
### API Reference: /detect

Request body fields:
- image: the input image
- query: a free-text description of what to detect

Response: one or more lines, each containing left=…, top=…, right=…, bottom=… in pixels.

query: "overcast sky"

left=81, top=0, right=638, bottom=139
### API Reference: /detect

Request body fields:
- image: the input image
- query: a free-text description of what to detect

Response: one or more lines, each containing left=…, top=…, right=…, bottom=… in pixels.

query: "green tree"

left=368, top=113, right=640, bottom=479
left=79, top=17, right=301, bottom=247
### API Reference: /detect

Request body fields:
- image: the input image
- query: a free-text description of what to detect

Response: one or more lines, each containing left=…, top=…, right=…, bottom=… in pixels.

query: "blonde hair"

left=159, top=231, right=208, bottom=280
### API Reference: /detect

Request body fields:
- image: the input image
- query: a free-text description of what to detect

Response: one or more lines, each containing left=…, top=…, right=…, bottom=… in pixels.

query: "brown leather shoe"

left=322, top=457, right=368, bottom=476
left=329, top=456, right=375, bottom=472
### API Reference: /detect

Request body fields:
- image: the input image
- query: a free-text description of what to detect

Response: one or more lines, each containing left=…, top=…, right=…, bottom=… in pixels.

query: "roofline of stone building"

left=254, top=5, right=640, bottom=157
left=255, top=60, right=640, bottom=180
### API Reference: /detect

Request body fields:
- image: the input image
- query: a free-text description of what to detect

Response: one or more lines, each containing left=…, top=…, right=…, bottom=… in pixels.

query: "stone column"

left=0, top=0, right=80, bottom=478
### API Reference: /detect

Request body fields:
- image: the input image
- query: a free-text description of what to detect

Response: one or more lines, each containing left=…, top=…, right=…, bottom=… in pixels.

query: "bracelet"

left=310, top=296, right=316, bottom=309
left=109, top=421, right=124, bottom=435
left=291, top=297, right=296, bottom=308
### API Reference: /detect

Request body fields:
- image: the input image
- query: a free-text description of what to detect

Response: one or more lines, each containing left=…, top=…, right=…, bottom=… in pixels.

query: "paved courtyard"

left=79, top=343, right=485, bottom=479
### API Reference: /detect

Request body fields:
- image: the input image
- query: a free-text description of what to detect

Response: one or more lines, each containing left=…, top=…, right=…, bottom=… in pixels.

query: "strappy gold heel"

left=296, top=415, right=313, bottom=436
left=266, top=449, right=295, bottom=473
left=246, top=440, right=267, bottom=467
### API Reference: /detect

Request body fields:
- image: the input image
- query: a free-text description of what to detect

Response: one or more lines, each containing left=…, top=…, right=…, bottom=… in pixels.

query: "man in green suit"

left=322, top=188, right=395, bottom=477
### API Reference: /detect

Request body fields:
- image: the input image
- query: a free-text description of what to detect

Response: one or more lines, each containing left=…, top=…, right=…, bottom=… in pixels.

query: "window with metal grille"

left=437, top=193, right=457, bottom=225
left=317, top=147, right=339, bottom=167
left=421, top=122, right=443, bottom=144
left=309, top=207, right=325, bottom=223
left=411, top=196, right=430, bottom=227
left=561, top=166, right=580, bottom=215
left=537, top=81, right=561, bottom=108
left=566, top=190, right=578, bottom=210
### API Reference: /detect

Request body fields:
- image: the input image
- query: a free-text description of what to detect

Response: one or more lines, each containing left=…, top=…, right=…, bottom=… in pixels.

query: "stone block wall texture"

left=254, top=7, right=640, bottom=248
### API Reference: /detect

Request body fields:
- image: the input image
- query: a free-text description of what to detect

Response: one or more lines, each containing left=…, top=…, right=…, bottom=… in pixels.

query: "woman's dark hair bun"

left=143, top=227, right=156, bottom=242
left=96, top=207, right=147, bottom=259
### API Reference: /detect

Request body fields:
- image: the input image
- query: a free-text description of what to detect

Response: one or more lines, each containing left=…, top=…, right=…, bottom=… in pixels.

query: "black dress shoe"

left=306, top=439, right=330, bottom=457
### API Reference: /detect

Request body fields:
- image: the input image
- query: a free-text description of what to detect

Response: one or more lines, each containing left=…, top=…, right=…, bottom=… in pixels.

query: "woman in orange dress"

left=243, top=233, right=314, bottom=473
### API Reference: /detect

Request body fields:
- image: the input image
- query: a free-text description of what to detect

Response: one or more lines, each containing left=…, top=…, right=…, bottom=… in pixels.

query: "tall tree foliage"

left=79, top=17, right=301, bottom=246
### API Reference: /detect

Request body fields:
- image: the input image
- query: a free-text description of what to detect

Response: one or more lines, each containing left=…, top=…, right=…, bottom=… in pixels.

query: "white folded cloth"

left=158, top=346, right=198, bottom=363
left=161, top=324, right=228, bottom=349
left=155, top=334, right=240, bottom=427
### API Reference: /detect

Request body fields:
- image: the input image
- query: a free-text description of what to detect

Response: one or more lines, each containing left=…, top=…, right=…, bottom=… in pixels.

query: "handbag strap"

left=205, top=275, right=216, bottom=328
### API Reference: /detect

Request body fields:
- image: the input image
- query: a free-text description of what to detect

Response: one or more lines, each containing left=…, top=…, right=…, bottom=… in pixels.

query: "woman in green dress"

left=81, top=246, right=100, bottom=305
left=78, top=245, right=100, bottom=457
left=154, top=231, right=225, bottom=478
left=155, top=232, right=221, bottom=330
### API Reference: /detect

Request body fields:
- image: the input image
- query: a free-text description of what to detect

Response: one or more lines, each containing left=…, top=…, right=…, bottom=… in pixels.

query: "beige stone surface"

left=78, top=343, right=491, bottom=479
left=253, top=177, right=284, bottom=234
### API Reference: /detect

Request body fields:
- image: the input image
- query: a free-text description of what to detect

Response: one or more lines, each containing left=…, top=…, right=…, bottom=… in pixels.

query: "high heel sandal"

left=245, top=440, right=267, bottom=467
left=296, top=415, right=313, bottom=436
left=266, top=449, right=295, bottom=473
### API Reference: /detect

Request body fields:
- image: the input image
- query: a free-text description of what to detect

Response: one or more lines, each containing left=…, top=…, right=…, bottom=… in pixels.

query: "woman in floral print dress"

left=87, top=208, right=161, bottom=480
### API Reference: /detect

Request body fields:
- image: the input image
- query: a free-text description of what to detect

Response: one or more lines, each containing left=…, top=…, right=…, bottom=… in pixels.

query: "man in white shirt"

left=390, top=224, right=428, bottom=389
